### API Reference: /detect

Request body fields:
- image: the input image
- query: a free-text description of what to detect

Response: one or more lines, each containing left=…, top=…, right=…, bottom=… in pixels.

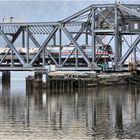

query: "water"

left=0, top=73, right=140, bottom=139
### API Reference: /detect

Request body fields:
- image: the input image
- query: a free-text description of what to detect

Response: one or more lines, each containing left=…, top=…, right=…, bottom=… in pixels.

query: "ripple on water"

left=0, top=82, right=140, bottom=139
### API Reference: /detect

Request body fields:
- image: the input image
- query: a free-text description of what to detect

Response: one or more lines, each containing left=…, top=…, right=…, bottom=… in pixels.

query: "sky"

left=0, top=0, right=139, bottom=22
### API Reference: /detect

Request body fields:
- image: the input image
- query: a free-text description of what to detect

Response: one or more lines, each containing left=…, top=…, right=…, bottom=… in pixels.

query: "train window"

left=99, top=46, right=102, bottom=50
left=134, top=23, right=138, bottom=30
left=81, top=45, right=86, bottom=49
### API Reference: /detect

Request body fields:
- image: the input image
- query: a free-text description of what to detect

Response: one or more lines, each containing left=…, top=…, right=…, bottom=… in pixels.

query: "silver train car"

left=0, top=45, right=114, bottom=64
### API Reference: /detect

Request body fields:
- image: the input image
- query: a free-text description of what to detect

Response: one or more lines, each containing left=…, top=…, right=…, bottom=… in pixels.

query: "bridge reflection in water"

left=0, top=79, right=140, bottom=139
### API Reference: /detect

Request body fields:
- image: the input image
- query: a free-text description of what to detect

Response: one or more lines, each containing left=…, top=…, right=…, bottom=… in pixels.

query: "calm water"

left=0, top=72, right=140, bottom=139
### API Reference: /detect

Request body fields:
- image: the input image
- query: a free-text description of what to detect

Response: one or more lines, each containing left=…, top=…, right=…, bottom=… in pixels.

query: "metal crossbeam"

left=118, top=34, right=140, bottom=66
left=0, top=27, right=23, bottom=64
left=0, top=22, right=59, bottom=26
left=28, top=30, right=59, bottom=66
left=61, top=5, right=93, bottom=23
left=59, top=24, right=96, bottom=67
left=29, top=26, right=58, bottom=66
left=0, top=28, right=26, bottom=66
left=97, top=8, right=114, bottom=28
left=61, top=49, right=76, bottom=67
left=118, top=3, right=140, bottom=18
left=96, top=8, right=113, bottom=28
left=122, top=35, right=140, bottom=61
left=61, top=26, right=86, bottom=66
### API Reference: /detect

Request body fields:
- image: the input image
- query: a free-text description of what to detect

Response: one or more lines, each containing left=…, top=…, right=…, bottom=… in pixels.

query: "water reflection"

left=0, top=80, right=140, bottom=139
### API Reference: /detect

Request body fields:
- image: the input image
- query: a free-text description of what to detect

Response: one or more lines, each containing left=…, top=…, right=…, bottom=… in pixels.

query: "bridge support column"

left=26, top=76, right=33, bottom=89
left=33, top=72, right=43, bottom=88
left=2, top=71, right=11, bottom=86
left=2, top=71, right=10, bottom=96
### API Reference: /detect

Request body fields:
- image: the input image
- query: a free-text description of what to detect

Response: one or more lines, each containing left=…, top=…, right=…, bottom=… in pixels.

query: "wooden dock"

left=26, top=71, right=133, bottom=89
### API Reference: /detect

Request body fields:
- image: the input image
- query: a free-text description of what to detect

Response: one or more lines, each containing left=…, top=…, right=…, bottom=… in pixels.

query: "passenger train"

left=0, top=45, right=114, bottom=65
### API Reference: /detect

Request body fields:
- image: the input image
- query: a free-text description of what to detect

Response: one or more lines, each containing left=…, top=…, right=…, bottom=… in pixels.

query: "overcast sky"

left=0, top=0, right=139, bottom=63
left=0, top=0, right=139, bottom=22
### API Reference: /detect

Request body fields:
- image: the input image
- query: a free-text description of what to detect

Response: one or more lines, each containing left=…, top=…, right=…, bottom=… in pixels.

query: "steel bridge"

left=0, top=2, right=140, bottom=71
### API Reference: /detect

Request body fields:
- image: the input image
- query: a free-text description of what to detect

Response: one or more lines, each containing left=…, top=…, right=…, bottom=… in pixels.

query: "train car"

left=0, top=45, right=114, bottom=66
left=45, top=45, right=114, bottom=65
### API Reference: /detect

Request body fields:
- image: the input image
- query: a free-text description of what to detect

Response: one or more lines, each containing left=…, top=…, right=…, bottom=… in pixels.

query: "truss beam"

left=0, top=27, right=23, bottom=64
left=59, top=24, right=96, bottom=67
left=29, top=26, right=58, bottom=66
left=118, top=3, right=140, bottom=18
left=118, top=34, right=140, bottom=66
left=0, top=28, right=26, bottom=66
left=28, top=32, right=59, bottom=66
left=61, top=25, right=86, bottom=67
left=61, top=5, right=93, bottom=23
left=0, top=3, right=140, bottom=70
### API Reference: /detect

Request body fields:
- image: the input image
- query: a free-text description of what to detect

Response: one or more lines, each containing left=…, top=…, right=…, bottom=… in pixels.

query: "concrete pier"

left=1, top=71, right=11, bottom=96
left=33, top=72, right=43, bottom=88
left=2, top=71, right=11, bottom=86
left=26, top=76, right=33, bottom=89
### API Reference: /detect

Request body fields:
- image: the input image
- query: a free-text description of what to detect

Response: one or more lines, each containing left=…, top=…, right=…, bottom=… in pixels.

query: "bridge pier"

left=26, top=71, right=49, bottom=89
left=34, top=72, right=43, bottom=81
left=1, top=71, right=10, bottom=96
left=2, top=71, right=11, bottom=86
left=33, top=72, right=43, bottom=88
left=26, top=76, right=33, bottom=89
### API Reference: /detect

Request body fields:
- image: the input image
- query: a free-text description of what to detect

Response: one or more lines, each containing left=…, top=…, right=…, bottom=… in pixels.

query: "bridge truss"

left=0, top=3, right=140, bottom=71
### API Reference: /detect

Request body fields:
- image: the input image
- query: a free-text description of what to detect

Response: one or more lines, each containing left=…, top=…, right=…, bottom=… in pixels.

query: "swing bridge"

left=0, top=2, right=140, bottom=71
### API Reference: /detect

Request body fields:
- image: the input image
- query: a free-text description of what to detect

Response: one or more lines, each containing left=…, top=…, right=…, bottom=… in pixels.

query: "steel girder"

left=59, top=24, right=95, bottom=67
left=0, top=23, right=95, bottom=68
left=0, top=27, right=23, bottom=64
left=97, top=8, right=114, bottom=28
left=0, top=25, right=60, bottom=68
left=61, top=25, right=86, bottom=67
left=26, top=27, right=29, bottom=64
left=114, top=5, right=119, bottom=64
left=61, top=5, right=93, bottom=23
left=118, top=34, right=140, bottom=66
left=0, top=28, right=26, bottom=66
left=91, top=8, right=96, bottom=66
left=59, top=28, right=62, bottom=65
left=29, top=26, right=58, bottom=66
left=27, top=28, right=59, bottom=66
left=0, top=3, right=140, bottom=70
left=122, top=35, right=140, bottom=61
left=117, top=3, right=140, bottom=18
